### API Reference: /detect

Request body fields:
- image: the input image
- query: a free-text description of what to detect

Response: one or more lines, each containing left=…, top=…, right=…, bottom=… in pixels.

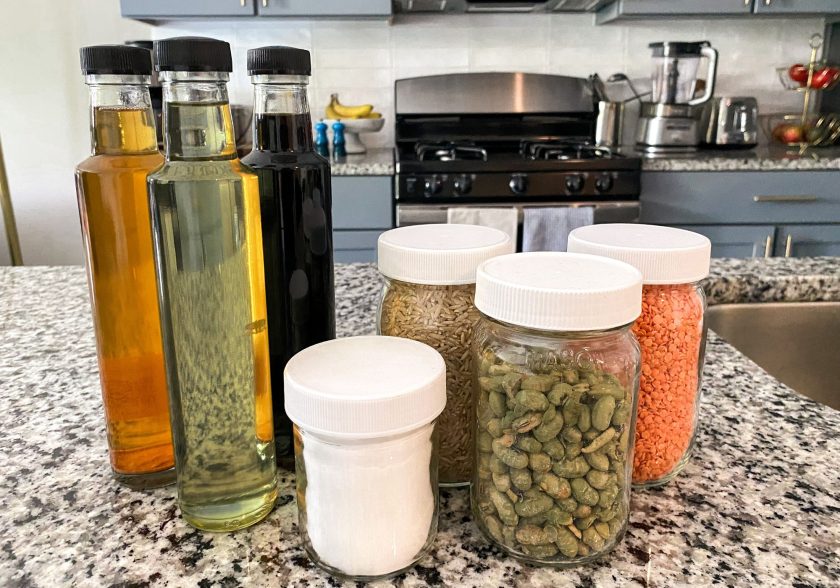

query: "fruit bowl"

left=324, top=117, right=385, bottom=154
left=762, top=112, right=840, bottom=147
left=777, top=63, right=840, bottom=91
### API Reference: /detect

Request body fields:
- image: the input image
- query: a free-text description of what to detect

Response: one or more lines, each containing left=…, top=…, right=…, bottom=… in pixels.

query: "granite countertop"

left=641, top=145, right=840, bottom=172
left=2, top=258, right=839, bottom=586
left=330, top=148, right=394, bottom=176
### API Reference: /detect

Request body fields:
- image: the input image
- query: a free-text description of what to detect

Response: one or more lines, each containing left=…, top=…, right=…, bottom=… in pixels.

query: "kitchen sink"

left=706, top=302, right=840, bottom=411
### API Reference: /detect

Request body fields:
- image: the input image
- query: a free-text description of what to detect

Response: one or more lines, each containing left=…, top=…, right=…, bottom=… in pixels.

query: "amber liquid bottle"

left=74, top=46, right=175, bottom=489
left=242, top=47, right=336, bottom=460
left=148, top=37, right=277, bottom=531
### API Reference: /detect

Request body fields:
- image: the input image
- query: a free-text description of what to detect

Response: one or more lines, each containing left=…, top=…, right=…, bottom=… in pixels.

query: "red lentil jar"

left=568, top=224, right=711, bottom=487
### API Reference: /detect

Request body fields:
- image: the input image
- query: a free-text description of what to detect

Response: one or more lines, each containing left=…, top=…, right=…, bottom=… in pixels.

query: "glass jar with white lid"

left=284, top=335, right=446, bottom=581
left=471, top=252, right=642, bottom=566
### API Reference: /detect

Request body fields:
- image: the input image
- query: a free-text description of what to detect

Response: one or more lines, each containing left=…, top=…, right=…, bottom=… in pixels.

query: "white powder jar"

left=284, top=336, right=446, bottom=581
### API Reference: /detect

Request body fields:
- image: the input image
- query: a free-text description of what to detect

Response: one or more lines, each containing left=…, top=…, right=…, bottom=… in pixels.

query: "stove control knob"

left=423, top=175, right=443, bottom=197
left=565, top=174, right=585, bottom=193
left=509, top=174, right=528, bottom=195
left=453, top=174, right=473, bottom=196
left=595, top=173, right=614, bottom=193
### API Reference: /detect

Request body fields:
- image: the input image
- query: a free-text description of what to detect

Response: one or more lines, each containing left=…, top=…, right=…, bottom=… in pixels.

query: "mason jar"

left=284, top=336, right=446, bottom=581
left=568, top=224, right=711, bottom=487
left=377, top=224, right=513, bottom=486
left=471, top=252, right=642, bottom=566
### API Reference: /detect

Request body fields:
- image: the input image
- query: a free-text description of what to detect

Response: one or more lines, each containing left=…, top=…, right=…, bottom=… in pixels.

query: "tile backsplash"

left=156, top=14, right=825, bottom=148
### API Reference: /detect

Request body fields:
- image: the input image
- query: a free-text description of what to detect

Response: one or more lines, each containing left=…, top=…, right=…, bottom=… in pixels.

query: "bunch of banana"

left=325, top=93, right=382, bottom=120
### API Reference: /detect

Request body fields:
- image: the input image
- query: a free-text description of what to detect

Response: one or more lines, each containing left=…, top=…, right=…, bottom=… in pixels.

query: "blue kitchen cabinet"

left=775, top=224, right=840, bottom=257
left=597, top=0, right=754, bottom=22
left=332, top=176, right=393, bottom=263
left=120, top=0, right=255, bottom=18
left=257, top=0, right=391, bottom=16
left=673, top=224, right=777, bottom=258
left=752, top=0, right=840, bottom=14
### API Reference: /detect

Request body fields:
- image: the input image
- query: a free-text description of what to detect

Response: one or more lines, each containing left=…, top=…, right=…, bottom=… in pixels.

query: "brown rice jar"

left=377, top=224, right=514, bottom=486
left=568, top=224, right=711, bottom=487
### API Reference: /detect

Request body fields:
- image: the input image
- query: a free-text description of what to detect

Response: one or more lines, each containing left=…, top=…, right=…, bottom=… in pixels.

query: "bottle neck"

left=252, top=75, right=313, bottom=153
left=160, top=71, right=236, bottom=161
left=86, top=74, right=157, bottom=156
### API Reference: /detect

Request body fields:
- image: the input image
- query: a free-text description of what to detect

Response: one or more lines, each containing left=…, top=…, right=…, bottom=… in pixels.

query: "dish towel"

left=522, top=206, right=594, bottom=252
left=446, top=207, right=519, bottom=245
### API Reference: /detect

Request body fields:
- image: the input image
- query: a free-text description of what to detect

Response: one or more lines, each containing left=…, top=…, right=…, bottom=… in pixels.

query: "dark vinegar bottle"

left=242, top=46, right=336, bottom=460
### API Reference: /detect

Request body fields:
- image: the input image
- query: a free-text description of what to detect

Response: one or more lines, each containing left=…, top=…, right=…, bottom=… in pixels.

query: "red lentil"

left=631, top=283, right=705, bottom=485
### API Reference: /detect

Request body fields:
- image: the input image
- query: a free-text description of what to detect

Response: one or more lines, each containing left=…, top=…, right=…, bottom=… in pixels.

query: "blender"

left=636, top=41, right=718, bottom=154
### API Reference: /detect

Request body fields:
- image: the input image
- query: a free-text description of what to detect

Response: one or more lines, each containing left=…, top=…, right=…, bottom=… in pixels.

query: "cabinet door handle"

left=744, top=0, right=750, bottom=5
left=240, top=0, right=245, bottom=6
left=753, top=195, right=818, bottom=203
left=262, top=0, right=268, bottom=6
left=784, top=235, right=793, bottom=257
left=763, top=235, right=773, bottom=258
left=764, top=0, right=772, bottom=5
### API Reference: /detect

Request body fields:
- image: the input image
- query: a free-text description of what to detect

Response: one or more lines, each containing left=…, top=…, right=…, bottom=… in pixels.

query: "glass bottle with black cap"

left=75, top=45, right=175, bottom=490
left=242, top=45, right=335, bottom=461
left=147, top=36, right=278, bottom=531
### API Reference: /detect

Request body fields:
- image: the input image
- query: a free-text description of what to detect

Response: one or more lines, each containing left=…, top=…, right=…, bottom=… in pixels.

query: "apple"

left=789, top=64, right=809, bottom=86
left=810, top=67, right=840, bottom=89
left=772, top=123, right=805, bottom=144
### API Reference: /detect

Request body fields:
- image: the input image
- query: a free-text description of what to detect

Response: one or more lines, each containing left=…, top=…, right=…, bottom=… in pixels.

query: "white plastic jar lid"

left=567, top=224, right=712, bottom=284
left=475, top=252, right=643, bottom=331
left=284, top=336, right=446, bottom=439
left=378, top=224, right=514, bottom=285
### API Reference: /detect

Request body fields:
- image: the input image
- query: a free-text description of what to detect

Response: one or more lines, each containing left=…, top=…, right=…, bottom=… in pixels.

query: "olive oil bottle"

left=148, top=37, right=277, bottom=531
left=75, top=45, right=174, bottom=489
left=241, top=46, right=336, bottom=460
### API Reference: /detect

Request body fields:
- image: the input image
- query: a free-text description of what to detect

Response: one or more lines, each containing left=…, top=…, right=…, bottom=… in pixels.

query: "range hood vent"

left=395, top=0, right=609, bottom=13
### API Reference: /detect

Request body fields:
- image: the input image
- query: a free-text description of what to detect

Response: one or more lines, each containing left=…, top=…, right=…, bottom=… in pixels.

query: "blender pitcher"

left=649, top=41, right=717, bottom=105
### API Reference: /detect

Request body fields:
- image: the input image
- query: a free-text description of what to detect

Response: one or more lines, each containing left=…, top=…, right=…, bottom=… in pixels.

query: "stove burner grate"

left=415, top=141, right=489, bottom=162
left=520, top=140, right=614, bottom=161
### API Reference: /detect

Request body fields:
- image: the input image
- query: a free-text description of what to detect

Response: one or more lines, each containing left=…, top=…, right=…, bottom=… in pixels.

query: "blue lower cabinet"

left=775, top=224, right=840, bottom=257
left=672, top=224, right=777, bottom=258
left=333, top=229, right=387, bottom=264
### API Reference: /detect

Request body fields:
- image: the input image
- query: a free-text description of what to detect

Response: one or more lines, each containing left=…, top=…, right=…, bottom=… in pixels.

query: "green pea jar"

left=471, top=252, right=643, bottom=566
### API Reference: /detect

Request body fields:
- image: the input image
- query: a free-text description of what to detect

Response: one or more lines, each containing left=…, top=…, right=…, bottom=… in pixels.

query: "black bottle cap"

left=80, top=45, right=152, bottom=76
left=247, top=46, right=311, bottom=76
left=153, top=37, right=232, bottom=72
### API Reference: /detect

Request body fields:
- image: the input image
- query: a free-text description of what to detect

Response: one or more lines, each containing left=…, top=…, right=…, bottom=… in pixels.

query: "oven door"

left=396, top=201, right=641, bottom=227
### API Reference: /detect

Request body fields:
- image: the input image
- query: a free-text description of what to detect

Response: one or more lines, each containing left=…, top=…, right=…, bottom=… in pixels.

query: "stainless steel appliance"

left=636, top=41, right=718, bottom=154
left=701, top=96, right=758, bottom=149
left=393, top=0, right=610, bottom=14
left=394, top=73, right=642, bottom=245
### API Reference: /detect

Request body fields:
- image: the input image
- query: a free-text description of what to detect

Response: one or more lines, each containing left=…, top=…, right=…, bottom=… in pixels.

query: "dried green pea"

left=554, top=526, right=580, bottom=557
left=484, top=515, right=505, bottom=543
left=489, top=455, right=508, bottom=474
left=584, top=451, right=610, bottom=472
left=565, top=443, right=582, bottom=459
left=529, top=452, right=552, bottom=473
left=477, top=431, right=494, bottom=453
left=542, top=439, right=565, bottom=460
left=489, top=391, right=507, bottom=417
left=488, top=489, right=519, bottom=526
left=521, top=512, right=549, bottom=526
left=501, top=372, right=523, bottom=397
left=514, top=493, right=554, bottom=517
left=573, top=504, right=593, bottom=518
left=562, top=368, right=579, bottom=385
left=492, top=472, right=511, bottom=493
left=592, top=396, right=616, bottom=432
left=552, top=456, right=590, bottom=478
left=545, top=507, right=574, bottom=526
left=515, top=524, right=558, bottom=545
left=586, top=469, right=611, bottom=490
left=572, top=382, right=590, bottom=394
left=582, top=430, right=600, bottom=442
left=598, top=484, right=620, bottom=508
left=500, top=413, right=515, bottom=429
left=515, top=389, right=550, bottom=412
left=533, top=414, right=565, bottom=443
left=512, top=412, right=542, bottom=433
left=571, top=478, right=600, bottom=506
left=562, top=426, right=582, bottom=444
left=578, top=405, right=591, bottom=433
left=492, top=438, right=529, bottom=469
left=480, top=376, right=504, bottom=393
left=607, top=516, right=624, bottom=537
left=556, top=497, right=578, bottom=512
left=612, top=401, right=630, bottom=426
left=582, top=527, right=606, bottom=551
left=488, top=363, right=513, bottom=376
left=510, top=467, right=533, bottom=491
left=477, top=453, right=492, bottom=480
left=548, top=382, right=573, bottom=405
left=589, top=382, right=625, bottom=400
left=562, top=395, right=582, bottom=426
left=538, top=472, right=572, bottom=500
left=479, top=351, right=495, bottom=375
left=521, top=375, right=556, bottom=392
left=577, top=543, right=590, bottom=557
left=596, top=508, right=617, bottom=523
left=511, top=402, right=529, bottom=418
left=581, top=428, right=616, bottom=454
left=574, top=515, right=596, bottom=530
left=594, top=522, right=611, bottom=540
left=486, top=418, right=504, bottom=438
left=522, top=544, right=559, bottom=558
left=516, top=436, right=543, bottom=453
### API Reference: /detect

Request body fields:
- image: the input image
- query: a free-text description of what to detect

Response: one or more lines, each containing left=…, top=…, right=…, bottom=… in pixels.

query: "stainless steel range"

left=394, top=73, right=642, bottom=236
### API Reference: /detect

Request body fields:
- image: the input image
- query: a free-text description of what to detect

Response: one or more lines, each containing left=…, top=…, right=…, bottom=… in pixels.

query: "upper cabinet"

left=752, top=0, right=840, bottom=14
left=120, top=0, right=391, bottom=20
left=597, top=0, right=840, bottom=22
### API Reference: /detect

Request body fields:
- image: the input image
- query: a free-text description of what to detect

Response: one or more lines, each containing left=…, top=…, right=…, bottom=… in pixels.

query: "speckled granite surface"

left=330, top=148, right=394, bottom=176
left=641, top=146, right=840, bottom=172
left=2, top=259, right=839, bottom=587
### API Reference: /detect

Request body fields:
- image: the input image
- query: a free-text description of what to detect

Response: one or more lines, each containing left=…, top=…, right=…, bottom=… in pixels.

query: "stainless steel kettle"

left=701, top=97, right=758, bottom=148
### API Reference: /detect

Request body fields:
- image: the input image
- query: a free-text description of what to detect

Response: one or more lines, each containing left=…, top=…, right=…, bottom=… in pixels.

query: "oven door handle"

left=396, top=202, right=641, bottom=226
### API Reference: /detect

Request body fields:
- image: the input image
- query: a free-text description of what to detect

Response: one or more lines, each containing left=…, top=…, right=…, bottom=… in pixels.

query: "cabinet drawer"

left=121, top=0, right=255, bottom=17
left=641, top=171, right=840, bottom=224
left=258, top=0, right=391, bottom=15
left=335, top=249, right=377, bottom=264
left=776, top=224, right=840, bottom=257
left=672, top=224, right=776, bottom=258
left=332, top=177, right=393, bottom=230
